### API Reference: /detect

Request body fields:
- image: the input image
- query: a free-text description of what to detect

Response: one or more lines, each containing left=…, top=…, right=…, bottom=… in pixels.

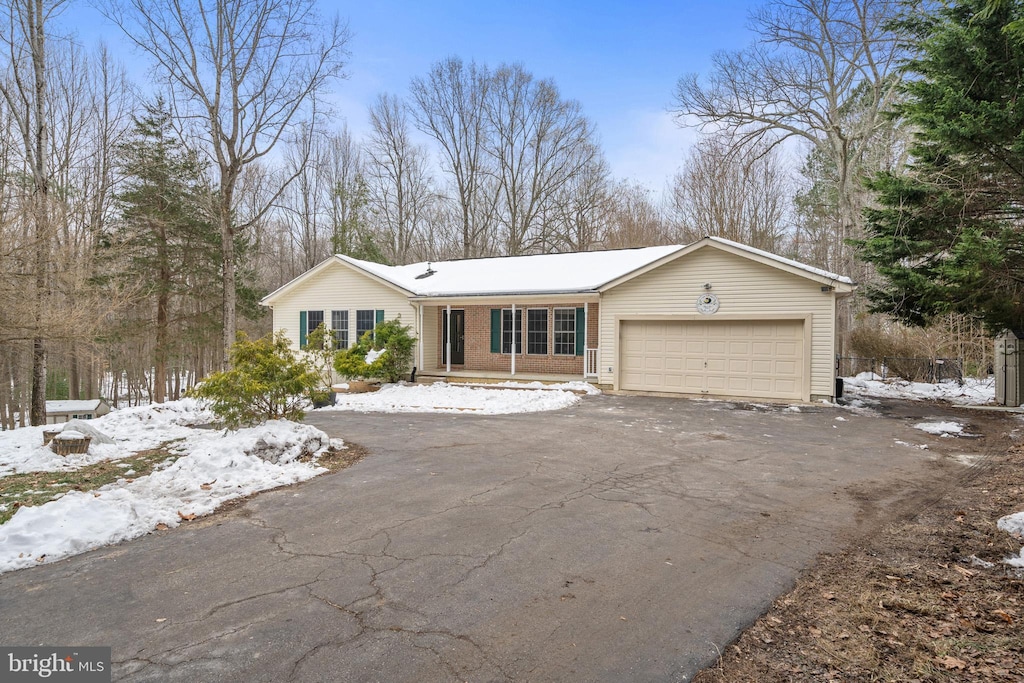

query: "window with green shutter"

left=553, top=308, right=575, bottom=355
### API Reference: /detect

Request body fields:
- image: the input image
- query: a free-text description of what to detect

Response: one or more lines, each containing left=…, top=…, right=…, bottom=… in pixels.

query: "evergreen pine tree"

left=856, top=0, right=1024, bottom=332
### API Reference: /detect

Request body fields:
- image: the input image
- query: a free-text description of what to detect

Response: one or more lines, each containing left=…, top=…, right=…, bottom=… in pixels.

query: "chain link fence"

left=837, top=356, right=964, bottom=383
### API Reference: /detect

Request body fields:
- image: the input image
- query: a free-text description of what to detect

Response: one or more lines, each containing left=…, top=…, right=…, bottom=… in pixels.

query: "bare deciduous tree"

left=671, top=133, right=790, bottom=251
left=107, top=0, right=350, bottom=367
left=0, top=0, right=69, bottom=424
left=673, top=0, right=903, bottom=272
left=410, top=57, right=496, bottom=259
left=604, top=180, right=671, bottom=250
left=486, top=64, right=596, bottom=256
left=547, top=149, right=612, bottom=253
left=365, top=93, right=435, bottom=264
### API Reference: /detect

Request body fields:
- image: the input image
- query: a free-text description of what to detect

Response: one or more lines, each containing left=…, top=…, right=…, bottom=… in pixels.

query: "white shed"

left=45, top=399, right=111, bottom=424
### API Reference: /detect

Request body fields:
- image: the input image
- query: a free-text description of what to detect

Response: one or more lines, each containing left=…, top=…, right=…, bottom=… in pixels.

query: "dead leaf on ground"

left=155, top=523, right=168, bottom=531
left=936, top=655, right=967, bottom=670
left=177, top=511, right=196, bottom=521
left=992, top=609, right=1014, bottom=624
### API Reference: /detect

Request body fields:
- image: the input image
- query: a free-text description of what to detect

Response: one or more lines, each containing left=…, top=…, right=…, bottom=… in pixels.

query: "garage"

left=619, top=319, right=806, bottom=400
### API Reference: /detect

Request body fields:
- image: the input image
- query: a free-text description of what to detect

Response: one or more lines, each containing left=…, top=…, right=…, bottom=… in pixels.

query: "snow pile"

left=843, top=374, right=994, bottom=406
left=0, top=420, right=330, bottom=574
left=479, top=380, right=601, bottom=395
left=997, top=512, right=1024, bottom=569
left=321, top=382, right=582, bottom=414
left=0, top=398, right=215, bottom=475
left=365, top=348, right=386, bottom=363
left=913, top=421, right=965, bottom=436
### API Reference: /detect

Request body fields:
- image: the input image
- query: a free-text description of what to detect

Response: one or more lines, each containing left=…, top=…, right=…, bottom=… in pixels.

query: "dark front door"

left=443, top=309, right=466, bottom=365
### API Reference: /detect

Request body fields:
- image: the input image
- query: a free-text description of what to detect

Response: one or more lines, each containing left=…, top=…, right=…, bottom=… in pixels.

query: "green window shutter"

left=490, top=309, right=501, bottom=353
left=575, top=307, right=585, bottom=356
left=375, top=309, right=385, bottom=324
left=299, top=311, right=308, bottom=349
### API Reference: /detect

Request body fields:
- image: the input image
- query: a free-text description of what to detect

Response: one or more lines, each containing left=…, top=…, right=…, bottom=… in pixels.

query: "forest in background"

left=1, top=0, right=1017, bottom=427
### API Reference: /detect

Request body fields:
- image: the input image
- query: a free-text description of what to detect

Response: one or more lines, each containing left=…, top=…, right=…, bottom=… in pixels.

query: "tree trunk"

left=220, top=193, right=236, bottom=370
left=69, top=343, right=80, bottom=400
left=154, top=233, right=170, bottom=403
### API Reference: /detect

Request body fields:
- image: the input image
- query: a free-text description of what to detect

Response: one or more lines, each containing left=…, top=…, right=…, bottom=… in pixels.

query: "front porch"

left=415, top=299, right=600, bottom=381
left=416, top=368, right=594, bottom=384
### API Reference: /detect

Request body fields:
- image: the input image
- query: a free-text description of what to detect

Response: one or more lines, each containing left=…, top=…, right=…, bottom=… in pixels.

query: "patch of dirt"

left=313, top=441, right=369, bottom=472
left=694, top=407, right=1024, bottom=683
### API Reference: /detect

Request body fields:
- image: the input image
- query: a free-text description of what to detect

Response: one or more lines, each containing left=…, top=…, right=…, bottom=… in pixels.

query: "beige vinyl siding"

left=270, top=261, right=417, bottom=351
left=599, top=246, right=838, bottom=399
left=421, top=305, right=438, bottom=370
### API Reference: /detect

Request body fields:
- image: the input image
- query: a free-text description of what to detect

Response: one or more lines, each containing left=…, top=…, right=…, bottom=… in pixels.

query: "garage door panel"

left=620, top=320, right=805, bottom=400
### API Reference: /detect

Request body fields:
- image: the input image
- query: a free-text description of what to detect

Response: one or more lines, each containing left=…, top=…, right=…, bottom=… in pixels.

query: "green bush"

left=304, top=323, right=338, bottom=387
left=188, top=332, right=319, bottom=427
left=334, top=318, right=416, bottom=383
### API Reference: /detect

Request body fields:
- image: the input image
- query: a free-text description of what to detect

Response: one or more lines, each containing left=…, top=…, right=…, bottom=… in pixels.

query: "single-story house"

left=260, top=236, right=855, bottom=402
left=45, top=399, right=111, bottom=424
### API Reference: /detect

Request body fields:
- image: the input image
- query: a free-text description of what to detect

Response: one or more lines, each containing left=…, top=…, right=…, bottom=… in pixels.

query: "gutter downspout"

left=583, top=302, right=588, bottom=379
left=445, top=304, right=451, bottom=374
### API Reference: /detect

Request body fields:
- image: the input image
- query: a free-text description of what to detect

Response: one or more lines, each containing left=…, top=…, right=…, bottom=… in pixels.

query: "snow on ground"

left=842, top=373, right=995, bottom=406
left=475, top=380, right=601, bottom=395
left=997, top=512, right=1024, bottom=569
left=323, top=382, right=583, bottom=414
left=0, top=403, right=335, bottom=573
left=913, top=421, right=966, bottom=436
left=0, top=399, right=216, bottom=476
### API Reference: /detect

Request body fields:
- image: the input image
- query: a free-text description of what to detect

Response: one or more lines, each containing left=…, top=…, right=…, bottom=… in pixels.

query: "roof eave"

left=409, top=289, right=601, bottom=301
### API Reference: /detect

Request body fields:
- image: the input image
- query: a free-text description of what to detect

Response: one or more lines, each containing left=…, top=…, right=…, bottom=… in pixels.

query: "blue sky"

left=67, top=0, right=761, bottom=190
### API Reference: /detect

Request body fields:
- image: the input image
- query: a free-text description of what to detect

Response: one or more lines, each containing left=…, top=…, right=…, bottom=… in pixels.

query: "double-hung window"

left=527, top=309, right=548, bottom=355
left=356, top=309, right=377, bottom=342
left=501, top=309, right=522, bottom=354
left=307, top=310, right=325, bottom=337
left=553, top=308, right=576, bottom=356
left=331, top=310, right=349, bottom=349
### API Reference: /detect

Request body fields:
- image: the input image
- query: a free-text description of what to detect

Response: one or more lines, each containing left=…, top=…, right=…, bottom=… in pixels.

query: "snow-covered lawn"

left=322, top=381, right=590, bottom=414
left=842, top=373, right=995, bottom=405
left=0, top=399, right=216, bottom=476
left=0, top=401, right=338, bottom=574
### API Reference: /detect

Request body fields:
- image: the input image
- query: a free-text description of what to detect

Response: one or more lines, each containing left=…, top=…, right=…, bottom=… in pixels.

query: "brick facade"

left=433, top=302, right=599, bottom=376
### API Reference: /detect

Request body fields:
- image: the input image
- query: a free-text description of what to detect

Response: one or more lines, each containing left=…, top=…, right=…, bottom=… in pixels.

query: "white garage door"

left=620, top=320, right=805, bottom=400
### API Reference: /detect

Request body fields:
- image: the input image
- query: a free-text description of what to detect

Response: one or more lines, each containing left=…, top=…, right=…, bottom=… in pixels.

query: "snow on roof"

left=706, top=236, right=854, bottom=285
left=46, top=400, right=105, bottom=413
left=340, top=245, right=686, bottom=297
left=261, top=236, right=855, bottom=304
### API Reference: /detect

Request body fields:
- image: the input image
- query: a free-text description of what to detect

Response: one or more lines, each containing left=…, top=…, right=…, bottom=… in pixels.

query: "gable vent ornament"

left=696, top=292, right=720, bottom=315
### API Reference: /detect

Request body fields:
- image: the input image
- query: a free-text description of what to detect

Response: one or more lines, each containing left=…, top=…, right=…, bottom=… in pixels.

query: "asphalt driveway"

left=0, top=394, right=993, bottom=682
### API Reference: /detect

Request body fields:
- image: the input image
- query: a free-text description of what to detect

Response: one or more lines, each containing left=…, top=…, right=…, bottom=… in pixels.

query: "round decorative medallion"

left=696, top=293, right=720, bottom=315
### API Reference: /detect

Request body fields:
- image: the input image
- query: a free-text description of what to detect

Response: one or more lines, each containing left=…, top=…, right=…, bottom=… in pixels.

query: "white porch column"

left=511, top=303, right=516, bottom=376
left=445, top=304, right=451, bottom=374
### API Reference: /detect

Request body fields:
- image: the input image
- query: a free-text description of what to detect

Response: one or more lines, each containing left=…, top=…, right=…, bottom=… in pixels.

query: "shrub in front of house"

left=334, top=319, right=416, bottom=384
left=189, top=332, right=320, bottom=427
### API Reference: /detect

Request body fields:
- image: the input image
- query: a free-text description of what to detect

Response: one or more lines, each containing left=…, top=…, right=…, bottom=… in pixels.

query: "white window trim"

left=553, top=307, right=576, bottom=356
left=526, top=308, right=549, bottom=356
left=331, top=310, right=349, bottom=349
